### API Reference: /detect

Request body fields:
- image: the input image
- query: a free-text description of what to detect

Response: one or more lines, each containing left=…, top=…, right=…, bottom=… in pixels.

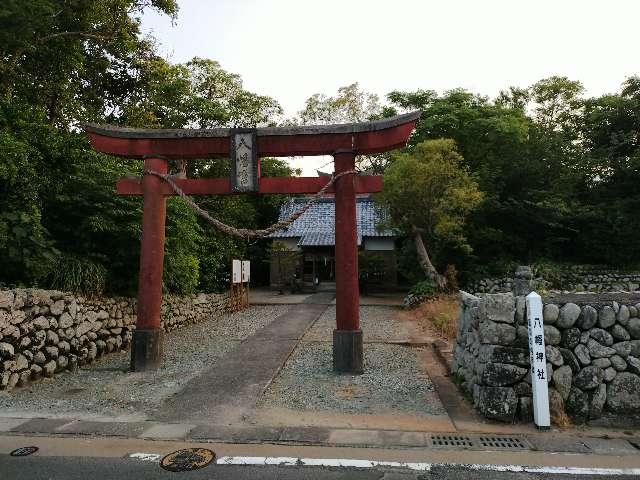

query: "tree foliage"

left=387, top=76, right=640, bottom=281
left=1, top=1, right=639, bottom=293
left=0, top=0, right=293, bottom=294
left=297, top=83, right=390, bottom=172
left=377, top=139, right=482, bottom=287
left=298, top=83, right=382, bottom=125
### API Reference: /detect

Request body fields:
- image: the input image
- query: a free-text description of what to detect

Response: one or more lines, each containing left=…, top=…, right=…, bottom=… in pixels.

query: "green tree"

left=0, top=0, right=292, bottom=294
left=387, top=86, right=584, bottom=276
left=574, top=76, right=640, bottom=265
left=0, top=0, right=179, bottom=126
left=530, top=76, right=584, bottom=131
left=117, top=57, right=283, bottom=129
left=0, top=0, right=179, bottom=292
left=298, top=83, right=382, bottom=124
left=377, top=139, right=482, bottom=289
left=296, top=83, right=389, bottom=172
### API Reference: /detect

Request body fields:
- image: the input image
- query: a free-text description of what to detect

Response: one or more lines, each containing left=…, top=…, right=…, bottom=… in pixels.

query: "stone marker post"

left=514, top=265, right=533, bottom=296
left=526, top=291, right=550, bottom=429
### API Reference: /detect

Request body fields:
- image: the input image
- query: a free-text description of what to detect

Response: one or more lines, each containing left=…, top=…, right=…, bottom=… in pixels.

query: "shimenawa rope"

left=142, top=169, right=358, bottom=239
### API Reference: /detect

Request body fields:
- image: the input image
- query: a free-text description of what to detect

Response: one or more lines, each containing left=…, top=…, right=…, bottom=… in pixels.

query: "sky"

left=142, top=0, right=640, bottom=174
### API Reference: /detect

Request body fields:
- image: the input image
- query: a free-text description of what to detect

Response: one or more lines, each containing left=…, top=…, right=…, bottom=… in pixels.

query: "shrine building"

left=269, top=195, right=398, bottom=291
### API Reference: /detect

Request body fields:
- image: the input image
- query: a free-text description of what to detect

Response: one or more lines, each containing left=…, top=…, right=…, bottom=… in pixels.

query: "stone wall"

left=0, top=289, right=228, bottom=391
left=466, top=276, right=546, bottom=294
left=452, top=291, right=640, bottom=423
left=467, top=268, right=640, bottom=294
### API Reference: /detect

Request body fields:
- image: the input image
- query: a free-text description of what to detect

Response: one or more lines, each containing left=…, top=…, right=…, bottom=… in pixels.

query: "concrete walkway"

left=250, top=287, right=404, bottom=307
left=2, top=419, right=640, bottom=460
left=153, top=294, right=332, bottom=424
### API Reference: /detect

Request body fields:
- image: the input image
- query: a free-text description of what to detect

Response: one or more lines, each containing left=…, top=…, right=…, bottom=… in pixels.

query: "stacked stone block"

left=468, top=270, right=640, bottom=294
left=0, top=289, right=227, bottom=391
left=452, top=291, right=640, bottom=423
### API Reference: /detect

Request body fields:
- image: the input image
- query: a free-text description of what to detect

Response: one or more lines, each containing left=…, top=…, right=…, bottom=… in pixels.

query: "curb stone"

left=1, top=416, right=639, bottom=456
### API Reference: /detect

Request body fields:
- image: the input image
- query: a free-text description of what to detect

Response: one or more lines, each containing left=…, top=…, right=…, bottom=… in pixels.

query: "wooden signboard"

left=230, top=259, right=250, bottom=312
left=241, top=260, right=250, bottom=283
left=232, top=259, right=242, bottom=284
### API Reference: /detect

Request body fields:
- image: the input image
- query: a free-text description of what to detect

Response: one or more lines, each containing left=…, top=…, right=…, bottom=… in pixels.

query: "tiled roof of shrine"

left=269, top=196, right=395, bottom=247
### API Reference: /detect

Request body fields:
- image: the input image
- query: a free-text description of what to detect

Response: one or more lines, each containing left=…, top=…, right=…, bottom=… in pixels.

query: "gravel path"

left=0, top=305, right=289, bottom=419
left=261, top=305, right=446, bottom=416
left=303, top=306, right=409, bottom=343
left=259, top=342, right=446, bottom=416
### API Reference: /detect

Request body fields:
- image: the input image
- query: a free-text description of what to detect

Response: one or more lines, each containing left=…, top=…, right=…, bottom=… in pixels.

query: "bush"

left=533, top=261, right=567, bottom=289
left=0, top=211, right=58, bottom=287
left=163, top=197, right=201, bottom=294
left=164, top=253, right=200, bottom=295
left=410, top=280, right=437, bottom=298
left=47, top=254, right=107, bottom=294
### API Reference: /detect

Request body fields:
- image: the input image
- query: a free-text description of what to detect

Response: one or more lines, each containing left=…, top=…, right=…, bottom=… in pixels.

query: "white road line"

left=130, top=454, right=640, bottom=476
left=216, top=456, right=640, bottom=475
left=128, top=452, right=162, bottom=462
left=461, top=463, right=640, bottom=476
left=216, top=456, right=432, bottom=471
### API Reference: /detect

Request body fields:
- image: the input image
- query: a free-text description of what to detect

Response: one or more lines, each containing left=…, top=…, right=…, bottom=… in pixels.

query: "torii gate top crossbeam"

left=83, top=111, right=420, bottom=158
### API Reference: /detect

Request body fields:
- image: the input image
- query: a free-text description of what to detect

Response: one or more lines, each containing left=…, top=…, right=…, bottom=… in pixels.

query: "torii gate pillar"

left=333, top=150, right=362, bottom=373
left=131, top=157, right=168, bottom=370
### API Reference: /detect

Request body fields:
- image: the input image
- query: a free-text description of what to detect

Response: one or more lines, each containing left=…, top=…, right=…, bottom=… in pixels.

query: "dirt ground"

left=397, top=295, right=460, bottom=342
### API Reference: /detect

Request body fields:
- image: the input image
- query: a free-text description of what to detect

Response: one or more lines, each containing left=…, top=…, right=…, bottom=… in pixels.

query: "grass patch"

left=411, top=294, right=459, bottom=341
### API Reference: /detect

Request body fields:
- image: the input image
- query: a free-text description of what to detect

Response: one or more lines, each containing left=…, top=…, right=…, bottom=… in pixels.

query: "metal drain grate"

left=431, top=435, right=474, bottom=447
left=429, top=435, right=530, bottom=451
left=478, top=436, right=528, bottom=450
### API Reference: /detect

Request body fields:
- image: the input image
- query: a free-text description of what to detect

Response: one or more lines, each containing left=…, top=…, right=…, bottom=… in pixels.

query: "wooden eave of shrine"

left=82, top=111, right=421, bottom=159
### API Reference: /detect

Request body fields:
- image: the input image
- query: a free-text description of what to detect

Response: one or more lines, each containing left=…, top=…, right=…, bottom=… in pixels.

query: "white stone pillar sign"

left=526, top=292, right=550, bottom=429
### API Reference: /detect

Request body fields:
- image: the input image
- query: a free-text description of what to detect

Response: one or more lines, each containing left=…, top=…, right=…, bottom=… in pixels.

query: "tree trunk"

left=412, top=226, right=447, bottom=290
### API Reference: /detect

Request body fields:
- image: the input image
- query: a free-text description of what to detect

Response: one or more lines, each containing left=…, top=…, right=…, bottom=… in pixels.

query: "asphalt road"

left=1, top=455, right=638, bottom=480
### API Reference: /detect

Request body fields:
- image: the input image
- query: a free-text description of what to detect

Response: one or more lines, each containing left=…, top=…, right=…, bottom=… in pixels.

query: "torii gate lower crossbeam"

left=83, top=111, right=420, bottom=373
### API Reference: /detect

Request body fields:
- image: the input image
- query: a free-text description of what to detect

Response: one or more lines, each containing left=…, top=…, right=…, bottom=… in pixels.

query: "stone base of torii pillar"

left=333, top=330, right=363, bottom=373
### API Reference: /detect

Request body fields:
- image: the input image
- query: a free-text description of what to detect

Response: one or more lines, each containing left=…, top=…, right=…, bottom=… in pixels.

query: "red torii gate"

left=83, top=111, right=420, bottom=373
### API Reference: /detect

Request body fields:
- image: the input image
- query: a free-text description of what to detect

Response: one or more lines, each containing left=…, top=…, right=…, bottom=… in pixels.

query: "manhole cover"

left=160, top=448, right=215, bottom=472
left=10, top=446, right=39, bottom=457
left=478, top=436, right=528, bottom=450
left=431, top=435, right=474, bottom=447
